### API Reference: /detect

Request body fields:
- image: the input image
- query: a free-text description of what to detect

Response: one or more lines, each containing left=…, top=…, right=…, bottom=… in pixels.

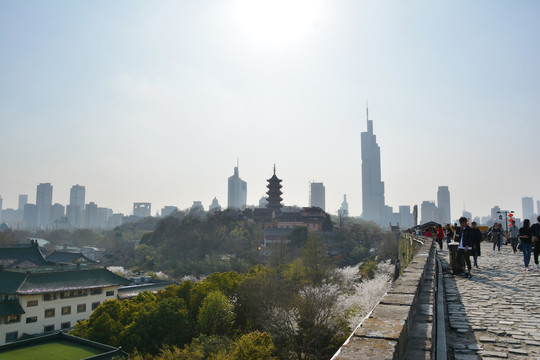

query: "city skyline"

left=1, top=1, right=539, bottom=220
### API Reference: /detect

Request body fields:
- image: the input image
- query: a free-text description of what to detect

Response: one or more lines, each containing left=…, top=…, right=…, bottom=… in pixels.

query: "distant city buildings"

left=338, top=194, right=349, bottom=218
left=437, top=186, right=451, bottom=224
left=209, top=197, right=221, bottom=212
left=227, top=163, right=247, bottom=210
left=191, top=201, right=204, bottom=213
left=522, top=196, right=534, bottom=221
left=309, top=182, right=325, bottom=211
left=133, top=203, right=151, bottom=218
left=66, top=184, right=85, bottom=228
left=36, top=183, right=53, bottom=228
left=361, top=106, right=385, bottom=225
left=161, top=206, right=178, bottom=217
left=421, top=201, right=437, bottom=224
left=258, top=196, right=268, bottom=208
left=399, top=205, right=413, bottom=229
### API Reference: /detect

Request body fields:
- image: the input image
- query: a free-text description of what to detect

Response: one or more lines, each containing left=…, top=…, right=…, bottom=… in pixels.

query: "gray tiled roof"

left=46, top=251, right=95, bottom=264
left=0, top=245, right=51, bottom=268
left=0, top=265, right=130, bottom=295
left=0, top=301, right=25, bottom=317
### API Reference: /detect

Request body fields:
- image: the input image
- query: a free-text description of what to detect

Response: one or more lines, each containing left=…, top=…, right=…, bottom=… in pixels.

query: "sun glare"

left=234, top=0, right=322, bottom=47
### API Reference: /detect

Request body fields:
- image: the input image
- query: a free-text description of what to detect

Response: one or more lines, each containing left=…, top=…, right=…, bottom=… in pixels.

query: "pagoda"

left=266, top=165, right=283, bottom=216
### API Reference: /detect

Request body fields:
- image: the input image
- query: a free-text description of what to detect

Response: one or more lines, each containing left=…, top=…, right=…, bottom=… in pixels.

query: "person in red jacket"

left=436, top=224, right=445, bottom=251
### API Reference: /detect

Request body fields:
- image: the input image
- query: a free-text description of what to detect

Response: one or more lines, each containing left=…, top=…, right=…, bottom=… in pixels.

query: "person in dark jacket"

left=470, top=221, right=482, bottom=268
left=491, top=222, right=504, bottom=253
left=519, top=219, right=533, bottom=270
left=457, top=217, right=473, bottom=278
left=531, top=215, right=540, bottom=269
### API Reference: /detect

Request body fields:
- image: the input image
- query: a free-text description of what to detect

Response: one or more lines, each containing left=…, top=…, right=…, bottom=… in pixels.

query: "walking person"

left=531, top=215, right=540, bottom=269
left=519, top=219, right=533, bottom=270
left=509, top=220, right=519, bottom=253
left=471, top=221, right=482, bottom=268
left=436, top=224, right=444, bottom=250
left=457, top=217, right=473, bottom=278
left=445, top=224, right=454, bottom=249
left=491, top=223, right=503, bottom=253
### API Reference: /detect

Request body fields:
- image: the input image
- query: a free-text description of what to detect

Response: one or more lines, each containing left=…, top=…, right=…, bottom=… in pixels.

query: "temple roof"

left=0, top=245, right=51, bottom=269
left=0, top=265, right=129, bottom=295
left=46, top=251, right=95, bottom=264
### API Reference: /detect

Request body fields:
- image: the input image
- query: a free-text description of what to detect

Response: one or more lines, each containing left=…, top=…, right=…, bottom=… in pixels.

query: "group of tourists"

left=420, top=215, right=540, bottom=277
left=453, top=215, right=540, bottom=277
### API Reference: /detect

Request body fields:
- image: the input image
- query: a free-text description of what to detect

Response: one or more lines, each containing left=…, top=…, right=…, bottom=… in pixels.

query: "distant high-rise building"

left=36, top=183, right=53, bottom=228
left=310, top=182, right=325, bottom=211
left=413, top=205, right=418, bottom=226
left=97, top=207, right=112, bottom=229
left=23, top=204, right=38, bottom=228
left=133, top=203, right=151, bottom=218
left=85, top=202, right=98, bottom=228
left=338, top=194, right=349, bottom=218
left=537, top=200, right=540, bottom=215
left=258, top=196, right=268, bottom=208
left=0, top=196, right=3, bottom=221
left=421, top=201, right=437, bottom=224
left=70, top=185, right=86, bottom=208
left=191, top=201, right=204, bottom=212
left=399, top=205, right=412, bottom=229
left=437, top=186, right=451, bottom=224
left=17, top=194, right=28, bottom=221
left=209, top=198, right=221, bottom=212
left=522, top=196, right=534, bottom=221
left=490, top=205, right=501, bottom=221
left=161, top=206, right=178, bottom=217
left=266, top=165, right=283, bottom=215
left=50, top=203, right=65, bottom=223
left=361, top=105, right=385, bottom=225
left=109, top=213, right=123, bottom=228
left=227, top=162, right=247, bottom=209
left=463, top=209, right=472, bottom=220
left=66, top=185, right=85, bottom=228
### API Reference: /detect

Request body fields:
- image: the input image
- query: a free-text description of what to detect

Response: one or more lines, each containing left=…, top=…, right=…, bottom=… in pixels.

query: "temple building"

left=254, top=166, right=331, bottom=257
left=266, top=165, right=283, bottom=216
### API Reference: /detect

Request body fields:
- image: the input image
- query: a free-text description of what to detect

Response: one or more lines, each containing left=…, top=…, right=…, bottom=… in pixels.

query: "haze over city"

left=1, top=0, right=539, bottom=220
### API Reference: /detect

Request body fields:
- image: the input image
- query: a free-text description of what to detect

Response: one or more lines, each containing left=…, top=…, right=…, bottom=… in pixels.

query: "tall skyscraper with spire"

left=227, top=160, right=247, bottom=209
left=361, top=104, right=386, bottom=225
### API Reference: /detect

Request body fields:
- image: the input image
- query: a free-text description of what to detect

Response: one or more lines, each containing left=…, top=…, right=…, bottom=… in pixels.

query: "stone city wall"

left=333, top=236, right=435, bottom=360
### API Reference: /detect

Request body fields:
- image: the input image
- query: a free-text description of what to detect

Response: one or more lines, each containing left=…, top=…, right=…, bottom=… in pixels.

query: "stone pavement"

left=440, top=242, right=540, bottom=360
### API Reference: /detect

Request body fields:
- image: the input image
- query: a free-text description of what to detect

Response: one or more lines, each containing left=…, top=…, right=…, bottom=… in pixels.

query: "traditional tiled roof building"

left=266, top=165, right=283, bottom=216
left=0, top=242, right=51, bottom=269
left=0, top=264, right=129, bottom=345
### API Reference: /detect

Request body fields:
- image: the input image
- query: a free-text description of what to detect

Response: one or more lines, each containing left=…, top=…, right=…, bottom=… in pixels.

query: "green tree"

left=359, top=259, right=378, bottom=280
left=233, top=332, right=278, bottom=360
left=197, top=291, right=235, bottom=336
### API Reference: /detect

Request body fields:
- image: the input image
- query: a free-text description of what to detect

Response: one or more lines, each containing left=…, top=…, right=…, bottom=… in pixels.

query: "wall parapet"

left=333, top=235, right=435, bottom=360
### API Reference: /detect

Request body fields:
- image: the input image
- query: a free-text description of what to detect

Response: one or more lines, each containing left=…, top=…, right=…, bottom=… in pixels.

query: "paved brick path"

left=440, top=242, right=540, bottom=360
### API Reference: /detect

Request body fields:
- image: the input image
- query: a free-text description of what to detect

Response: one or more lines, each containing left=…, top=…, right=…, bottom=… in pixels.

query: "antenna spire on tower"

left=273, top=163, right=276, bottom=175
left=366, top=101, right=369, bottom=122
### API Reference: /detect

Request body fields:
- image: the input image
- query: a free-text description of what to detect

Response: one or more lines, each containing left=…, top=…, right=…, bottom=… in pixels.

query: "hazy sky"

left=1, top=0, right=539, bottom=220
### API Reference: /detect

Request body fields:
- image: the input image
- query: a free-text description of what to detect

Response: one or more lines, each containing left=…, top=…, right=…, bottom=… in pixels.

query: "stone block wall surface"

left=333, top=237, right=435, bottom=360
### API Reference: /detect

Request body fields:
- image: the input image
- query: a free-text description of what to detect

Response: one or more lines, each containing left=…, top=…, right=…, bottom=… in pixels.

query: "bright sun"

left=234, top=0, right=322, bottom=47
